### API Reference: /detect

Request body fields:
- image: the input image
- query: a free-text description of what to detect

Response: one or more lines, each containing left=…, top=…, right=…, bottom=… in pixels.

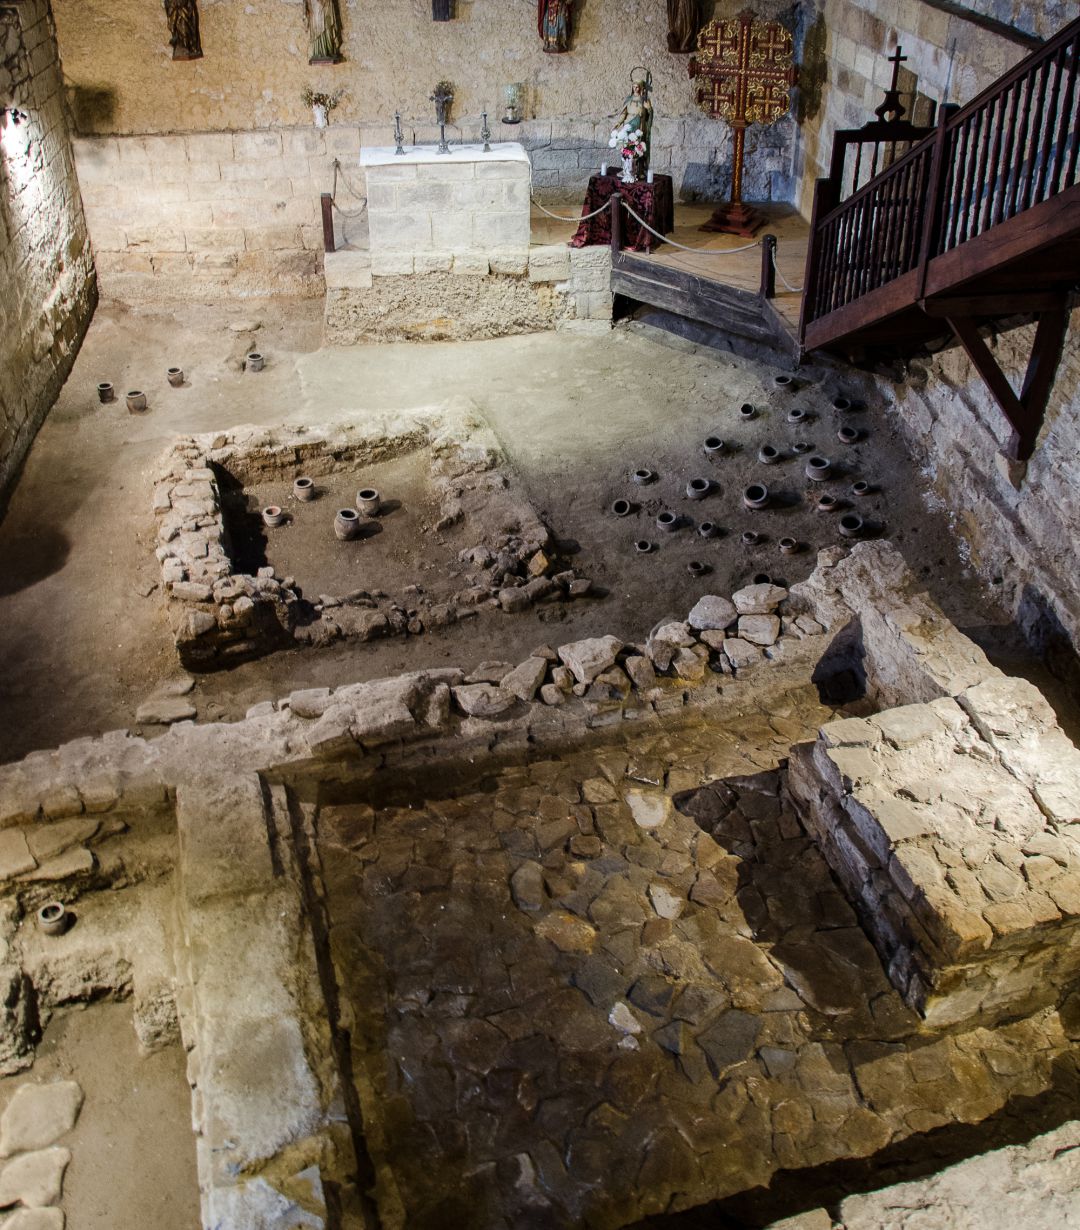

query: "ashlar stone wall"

left=794, top=0, right=1038, bottom=216
left=0, top=0, right=95, bottom=501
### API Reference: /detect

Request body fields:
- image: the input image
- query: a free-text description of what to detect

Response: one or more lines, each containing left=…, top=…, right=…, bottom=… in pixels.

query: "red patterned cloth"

left=569, top=173, right=675, bottom=253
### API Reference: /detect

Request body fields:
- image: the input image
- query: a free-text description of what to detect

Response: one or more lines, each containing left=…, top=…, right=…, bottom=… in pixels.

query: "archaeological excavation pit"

left=153, top=404, right=599, bottom=670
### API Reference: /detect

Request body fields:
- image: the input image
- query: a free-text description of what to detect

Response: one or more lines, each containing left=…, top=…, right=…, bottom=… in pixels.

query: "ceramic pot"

left=656, top=511, right=679, bottom=533
left=686, top=478, right=710, bottom=500
left=703, top=436, right=725, bottom=457
left=262, top=505, right=286, bottom=528
left=167, top=367, right=184, bottom=387
left=805, top=456, right=831, bottom=482
left=247, top=352, right=264, bottom=372
left=611, top=499, right=632, bottom=517
left=335, top=508, right=361, bottom=540
left=293, top=477, right=316, bottom=501
left=37, top=902, right=68, bottom=936
left=743, top=483, right=769, bottom=510
left=97, top=382, right=114, bottom=404
left=126, top=390, right=147, bottom=413
left=687, top=560, right=709, bottom=577
left=758, top=445, right=780, bottom=465
left=779, top=536, right=799, bottom=555
left=634, top=539, right=653, bottom=554
left=631, top=468, right=656, bottom=485
left=356, top=487, right=381, bottom=516
left=839, top=513, right=864, bottom=538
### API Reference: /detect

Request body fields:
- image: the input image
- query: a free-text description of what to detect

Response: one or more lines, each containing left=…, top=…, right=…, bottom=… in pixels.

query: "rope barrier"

left=530, top=195, right=611, bottom=223
left=618, top=199, right=763, bottom=255
left=330, top=159, right=369, bottom=218
left=771, top=246, right=804, bottom=294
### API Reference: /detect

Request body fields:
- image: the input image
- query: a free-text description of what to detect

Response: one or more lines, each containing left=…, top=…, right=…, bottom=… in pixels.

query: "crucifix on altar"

left=689, top=9, right=798, bottom=237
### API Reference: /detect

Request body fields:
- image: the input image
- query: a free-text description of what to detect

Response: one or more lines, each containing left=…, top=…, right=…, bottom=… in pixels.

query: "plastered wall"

left=0, top=0, right=95, bottom=500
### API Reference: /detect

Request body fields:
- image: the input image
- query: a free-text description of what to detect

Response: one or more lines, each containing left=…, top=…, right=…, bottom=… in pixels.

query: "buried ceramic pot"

left=167, top=367, right=184, bottom=387
left=293, top=476, right=316, bottom=501
left=246, top=352, right=265, bottom=372
left=687, top=560, right=709, bottom=577
left=334, top=508, right=361, bottom=540
left=838, top=513, right=864, bottom=538
left=656, top=511, right=679, bottom=533
left=742, top=483, right=769, bottom=510
left=837, top=425, right=860, bottom=445
left=703, top=436, right=725, bottom=457
left=752, top=572, right=773, bottom=585
left=851, top=480, right=871, bottom=497
left=738, top=403, right=756, bottom=421
left=758, top=444, right=780, bottom=465
left=741, top=530, right=761, bottom=546
left=779, top=536, right=799, bottom=555
left=611, top=498, right=633, bottom=517
left=773, top=374, right=795, bottom=391
left=262, top=505, right=287, bottom=528
left=37, top=901, right=68, bottom=936
left=787, top=407, right=807, bottom=424
left=832, top=395, right=853, bottom=412
left=816, top=492, right=840, bottom=513
left=97, top=381, right=115, bottom=404
left=634, top=539, right=653, bottom=554
left=686, top=478, right=710, bottom=500
left=356, top=488, right=381, bottom=516
left=126, top=390, right=147, bottom=413
left=698, top=521, right=720, bottom=539
left=805, top=455, right=831, bottom=482
left=631, top=468, right=656, bottom=485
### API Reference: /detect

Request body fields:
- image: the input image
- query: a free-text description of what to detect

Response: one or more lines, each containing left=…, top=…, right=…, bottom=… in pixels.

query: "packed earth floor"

left=0, top=298, right=1032, bottom=764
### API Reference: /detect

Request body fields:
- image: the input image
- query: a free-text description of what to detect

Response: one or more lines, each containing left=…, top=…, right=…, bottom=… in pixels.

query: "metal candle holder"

left=480, top=111, right=491, bottom=153
left=393, top=111, right=406, bottom=156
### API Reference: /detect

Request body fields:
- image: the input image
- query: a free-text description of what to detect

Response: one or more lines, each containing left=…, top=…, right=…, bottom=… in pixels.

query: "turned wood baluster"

left=1049, top=34, right=1079, bottom=196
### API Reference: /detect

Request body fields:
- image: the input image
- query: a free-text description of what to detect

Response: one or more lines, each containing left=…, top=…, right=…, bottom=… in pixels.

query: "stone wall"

left=882, top=316, right=1080, bottom=662
left=0, top=0, right=95, bottom=501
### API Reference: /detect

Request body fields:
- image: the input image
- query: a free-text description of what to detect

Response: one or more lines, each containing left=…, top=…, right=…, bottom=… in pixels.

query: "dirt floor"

left=0, top=1001, right=200, bottom=1228
left=0, top=297, right=1011, bottom=762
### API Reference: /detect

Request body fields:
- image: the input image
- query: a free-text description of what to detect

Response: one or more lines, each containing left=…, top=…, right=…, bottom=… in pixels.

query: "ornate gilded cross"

left=689, top=9, right=798, bottom=236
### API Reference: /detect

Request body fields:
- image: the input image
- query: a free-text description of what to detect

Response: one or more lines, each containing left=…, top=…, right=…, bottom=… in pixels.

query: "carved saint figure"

left=305, top=0, right=343, bottom=64
left=538, top=0, right=572, bottom=54
left=163, top=0, right=202, bottom=61
left=609, top=72, right=654, bottom=182
left=667, top=0, right=699, bottom=54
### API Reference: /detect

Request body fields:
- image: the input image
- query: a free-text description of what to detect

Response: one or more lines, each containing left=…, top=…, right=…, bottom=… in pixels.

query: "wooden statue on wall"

left=305, top=0, right=344, bottom=64
left=163, top=0, right=202, bottom=61
left=432, top=0, right=454, bottom=19
left=538, top=0, right=573, bottom=54
left=667, top=0, right=699, bottom=54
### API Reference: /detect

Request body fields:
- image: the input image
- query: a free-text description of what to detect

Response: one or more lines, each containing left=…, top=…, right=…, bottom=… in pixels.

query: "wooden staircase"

left=800, top=17, right=1080, bottom=459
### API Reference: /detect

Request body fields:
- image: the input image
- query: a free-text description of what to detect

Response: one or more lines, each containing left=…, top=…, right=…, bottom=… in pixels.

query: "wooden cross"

left=689, top=8, right=797, bottom=236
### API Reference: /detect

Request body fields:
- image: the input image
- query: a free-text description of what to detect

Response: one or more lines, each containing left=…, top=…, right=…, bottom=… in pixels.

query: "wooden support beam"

left=946, top=304, right=1069, bottom=460
left=759, top=233, right=777, bottom=300
left=320, top=193, right=335, bottom=254
left=921, top=291, right=1066, bottom=317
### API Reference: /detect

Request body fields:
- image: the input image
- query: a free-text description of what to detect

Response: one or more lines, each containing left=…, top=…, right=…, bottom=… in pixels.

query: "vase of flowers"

left=617, top=130, right=647, bottom=183
left=302, top=88, right=343, bottom=128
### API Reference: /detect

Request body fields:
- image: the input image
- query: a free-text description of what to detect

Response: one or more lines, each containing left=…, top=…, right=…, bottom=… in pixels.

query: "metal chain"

left=618, top=199, right=763, bottom=254
left=771, top=246, right=804, bottom=293
left=330, top=159, right=369, bottom=218
left=530, top=194, right=611, bottom=223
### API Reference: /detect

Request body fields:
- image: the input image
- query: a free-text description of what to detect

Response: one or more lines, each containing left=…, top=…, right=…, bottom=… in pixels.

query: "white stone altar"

left=361, top=141, right=531, bottom=267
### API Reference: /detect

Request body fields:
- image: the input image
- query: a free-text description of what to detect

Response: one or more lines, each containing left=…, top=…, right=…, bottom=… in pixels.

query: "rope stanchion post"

left=320, top=193, right=335, bottom=254
left=760, top=233, right=777, bottom=299
left=610, top=193, right=623, bottom=255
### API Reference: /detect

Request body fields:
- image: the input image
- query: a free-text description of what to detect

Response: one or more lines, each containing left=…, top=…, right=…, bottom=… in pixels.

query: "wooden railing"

left=801, top=16, right=1080, bottom=335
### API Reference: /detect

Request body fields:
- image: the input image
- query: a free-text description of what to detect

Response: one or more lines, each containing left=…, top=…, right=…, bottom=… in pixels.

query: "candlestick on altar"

left=393, top=111, right=406, bottom=156
left=689, top=9, right=798, bottom=237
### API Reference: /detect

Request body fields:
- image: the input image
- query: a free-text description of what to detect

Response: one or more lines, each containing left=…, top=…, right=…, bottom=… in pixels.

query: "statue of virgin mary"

left=538, top=0, right=572, bottom=54
left=306, top=0, right=343, bottom=63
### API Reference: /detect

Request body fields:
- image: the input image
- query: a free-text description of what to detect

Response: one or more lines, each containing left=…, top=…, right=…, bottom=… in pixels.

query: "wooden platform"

left=531, top=201, right=808, bottom=359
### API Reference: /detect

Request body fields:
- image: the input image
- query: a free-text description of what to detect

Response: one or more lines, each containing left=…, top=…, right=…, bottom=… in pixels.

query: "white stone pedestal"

left=361, top=142, right=530, bottom=268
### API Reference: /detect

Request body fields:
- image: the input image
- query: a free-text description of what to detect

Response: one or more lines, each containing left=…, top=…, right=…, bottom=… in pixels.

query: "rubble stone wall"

left=0, top=0, right=95, bottom=501
left=882, top=316, right=1080, bottom=662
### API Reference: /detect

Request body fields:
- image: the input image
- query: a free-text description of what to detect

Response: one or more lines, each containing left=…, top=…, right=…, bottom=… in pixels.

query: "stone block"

left=452, top=253, right=489, bottom=277
left=321, top=250, right=372, bottom=289
left=413, top=251, right=453, bottom=274
left=528, top=245, right=572, bottom=283
left=371, top=252, right=415, bottom=276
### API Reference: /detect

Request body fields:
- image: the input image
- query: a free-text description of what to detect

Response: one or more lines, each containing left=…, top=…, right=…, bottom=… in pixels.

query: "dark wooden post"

left=797, top=178, right=836, bottom=343
left=610, top=193, right=622, bottom=255
left=759, top=233, right=777, bottom=299
left=915, top=105, right=951, bottom=300
left=320, top=193, right=335, bottom=254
